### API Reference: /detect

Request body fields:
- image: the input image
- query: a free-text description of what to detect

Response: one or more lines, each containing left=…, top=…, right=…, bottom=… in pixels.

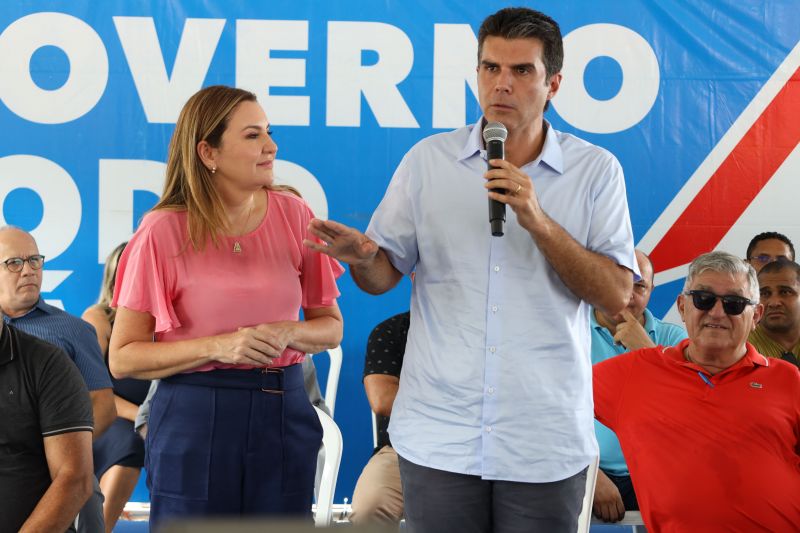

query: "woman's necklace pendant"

left=233, top=241, right=242, bottom=254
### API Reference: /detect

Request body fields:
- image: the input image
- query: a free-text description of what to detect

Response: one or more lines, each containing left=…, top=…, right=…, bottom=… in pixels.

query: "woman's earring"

left=210, top=166, right=216, bottom=174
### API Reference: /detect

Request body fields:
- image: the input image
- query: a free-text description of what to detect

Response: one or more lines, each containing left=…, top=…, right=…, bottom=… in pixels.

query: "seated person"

left=349, top=311, right=409, bottom=525
left=82, top=242, right=151, bottom=533
left=590, top=250, right=687, bottom=522
left=594, top=251, right=800, bottom=532
left=1, top=226, right=114, bottom=533
left=0, top=323, right=94, bottom=532
left=745, top=231, right=794, bottom=273
left=748, top=259, right=800, bottom=367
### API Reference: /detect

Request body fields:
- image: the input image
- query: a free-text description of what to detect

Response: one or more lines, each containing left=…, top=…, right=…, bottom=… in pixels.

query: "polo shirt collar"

left=667, top=338, right=771, bottom=370
left=590, top=308, right=656, bottom=336
left=642, top=308, right=657, bottom=336
left=458, top=118, right=564, bottom=174
left=0, top=323, right=13, bottom=366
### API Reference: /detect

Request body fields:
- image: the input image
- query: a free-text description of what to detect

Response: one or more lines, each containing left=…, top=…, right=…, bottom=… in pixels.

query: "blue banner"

left=2, top=0, right=799, bottom=502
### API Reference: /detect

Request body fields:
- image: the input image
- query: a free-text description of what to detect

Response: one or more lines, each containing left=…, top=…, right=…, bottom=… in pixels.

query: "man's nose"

left=706, top=297, right=727, bottom=317
left=494, top=69, right=513, bottom=92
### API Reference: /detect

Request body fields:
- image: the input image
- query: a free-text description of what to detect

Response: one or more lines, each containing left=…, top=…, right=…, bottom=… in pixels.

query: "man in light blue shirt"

left=590, top=250, right=687, bottom=523
left=307, top=7, right=638, bottom=532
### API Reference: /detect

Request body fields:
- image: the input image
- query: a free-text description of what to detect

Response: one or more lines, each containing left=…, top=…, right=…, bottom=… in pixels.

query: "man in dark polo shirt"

left=0, top=322, right=94, bottom=532
left=0, top=226, right=115, bottom=532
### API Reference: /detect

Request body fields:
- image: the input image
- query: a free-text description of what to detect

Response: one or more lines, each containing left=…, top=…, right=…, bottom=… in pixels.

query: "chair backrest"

left=576, top=455, right=600, bottom=533
left=310, top=346, right=342, bottom=417
left=371, top=410, right=378, bottom=449
left=313, top=406, right=343, bottom=527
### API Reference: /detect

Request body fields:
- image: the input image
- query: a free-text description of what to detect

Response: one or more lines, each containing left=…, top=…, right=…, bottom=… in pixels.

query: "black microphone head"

left=483, top=121, right=507, bottom=143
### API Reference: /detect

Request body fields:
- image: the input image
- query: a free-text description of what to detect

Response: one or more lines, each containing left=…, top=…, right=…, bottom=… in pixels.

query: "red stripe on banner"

left=650, top=66, right=800, bottom=273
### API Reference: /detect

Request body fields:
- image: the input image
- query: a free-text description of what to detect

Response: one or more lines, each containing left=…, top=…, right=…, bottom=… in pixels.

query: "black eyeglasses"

left=1, top=255, right=45, bottom=273
left=684, top=290, right=757, bottom=316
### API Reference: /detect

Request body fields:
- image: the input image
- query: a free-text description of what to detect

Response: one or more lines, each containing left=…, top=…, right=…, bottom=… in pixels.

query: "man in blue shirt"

left=590, top=249, right=687, bottom=523
left=306, top=7, right=637, bottom=532
left=0, top=226, right=115, bottom=533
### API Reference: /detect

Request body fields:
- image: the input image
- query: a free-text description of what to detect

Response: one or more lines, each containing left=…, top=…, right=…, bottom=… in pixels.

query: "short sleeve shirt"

left=0, top=324, right=93, bottom=532
left=113, top=190, right=344, bottom=371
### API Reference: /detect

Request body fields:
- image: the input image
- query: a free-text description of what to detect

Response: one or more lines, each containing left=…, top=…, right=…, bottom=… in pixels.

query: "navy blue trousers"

left=145, top=365, right=322, bottom=528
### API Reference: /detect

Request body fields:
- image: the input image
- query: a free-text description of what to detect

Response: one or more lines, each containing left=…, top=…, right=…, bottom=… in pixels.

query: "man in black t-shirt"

left=0, top=322, right=94, bottom=532
left=350, top=312, right=409, bottom=525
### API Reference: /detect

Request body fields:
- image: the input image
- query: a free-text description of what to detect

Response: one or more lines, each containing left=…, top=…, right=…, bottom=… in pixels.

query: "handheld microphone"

left=483, top=121, right=508, bottom=237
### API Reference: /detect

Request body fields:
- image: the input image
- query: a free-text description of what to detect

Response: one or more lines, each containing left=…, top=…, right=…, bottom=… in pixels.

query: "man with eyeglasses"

left=745, top=231, right=795, bottom=273
left=0, top=226, right=115, bottom=533
left=589, top=250, right=686, bottom=523
left=749, top=259, right=800, bottom=368
left=593, top=250, right=800, bottom=531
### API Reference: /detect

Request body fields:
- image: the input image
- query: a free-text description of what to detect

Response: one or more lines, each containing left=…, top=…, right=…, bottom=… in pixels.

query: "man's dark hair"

left=757, top=258, right=800, bottom=282
left=477, top=7, right=563, bottom=80
left=746, top=231, right=795, bottom=261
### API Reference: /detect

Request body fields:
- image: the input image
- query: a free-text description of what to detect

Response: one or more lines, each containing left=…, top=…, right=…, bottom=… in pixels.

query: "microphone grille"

left=482, top=121, right=507, bottom=143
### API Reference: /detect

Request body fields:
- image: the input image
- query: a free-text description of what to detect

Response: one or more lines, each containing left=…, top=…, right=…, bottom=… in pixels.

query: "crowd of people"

left=1, top=5, right=798, bottom=533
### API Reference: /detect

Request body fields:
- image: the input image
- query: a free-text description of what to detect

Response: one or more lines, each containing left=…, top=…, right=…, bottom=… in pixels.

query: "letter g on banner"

left=552, top=24, right=659, bottom=134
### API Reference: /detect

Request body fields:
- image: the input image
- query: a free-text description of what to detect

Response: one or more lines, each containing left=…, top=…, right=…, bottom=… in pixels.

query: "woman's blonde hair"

left=98, top=241, right=128, bottom=321
left=153, top=85, right=297, bottom=251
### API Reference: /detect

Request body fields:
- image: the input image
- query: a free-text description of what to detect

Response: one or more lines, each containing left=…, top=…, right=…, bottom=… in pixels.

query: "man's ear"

left=676, top=294, right=686, bottom=323
left=751, top=303, right=764, bottom=329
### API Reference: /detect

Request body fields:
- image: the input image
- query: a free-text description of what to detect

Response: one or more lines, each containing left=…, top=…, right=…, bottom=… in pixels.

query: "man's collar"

left=458, top=118, right=564, bottom=174
left=642, top=308, right=657, bottom=335
left=4, top=298, right=51, bottom=321
left=667, top=338, right=770, bottom=369
left=0, top=323, right=13, bottom=366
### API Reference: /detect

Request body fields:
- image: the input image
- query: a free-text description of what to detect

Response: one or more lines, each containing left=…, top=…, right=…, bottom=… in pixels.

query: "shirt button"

left=493, top=265, right=501, bottom=272
left=491, top=305, right=498, bottom=313
left=489, top=346, right=496, bottom=353
left=487, top=387, right=495, bottom=394
left=485, top=426, right=492, bottom=433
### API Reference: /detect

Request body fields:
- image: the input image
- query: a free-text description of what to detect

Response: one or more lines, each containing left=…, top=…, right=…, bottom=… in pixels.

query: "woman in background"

left=108, top=85, right=343, bottom=526
left=83, top=241, right=151, bottom=533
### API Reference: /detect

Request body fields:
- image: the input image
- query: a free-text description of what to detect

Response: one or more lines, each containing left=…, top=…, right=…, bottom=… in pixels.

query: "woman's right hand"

left=211, top=326, right=284, bottom=366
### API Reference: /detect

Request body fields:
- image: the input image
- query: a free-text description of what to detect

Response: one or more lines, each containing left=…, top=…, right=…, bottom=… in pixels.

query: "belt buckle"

left=261, top=366, right=284, bottom=394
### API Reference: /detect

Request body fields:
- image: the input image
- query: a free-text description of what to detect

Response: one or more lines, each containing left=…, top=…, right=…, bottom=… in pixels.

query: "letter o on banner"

left=0, top=13, right=108, bottom=124
left=272, top=160, right=329, bottom=220
left=552, top=24, right=660, bottom=134
left=0, top=155, right=82, bottom=260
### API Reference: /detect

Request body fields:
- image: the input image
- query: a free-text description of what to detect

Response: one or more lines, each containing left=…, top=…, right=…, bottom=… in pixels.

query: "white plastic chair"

left=576, top=455, right=600, bottom=533
left=313, top=406, right=343, bottom=527
left=592, top=511, right=646, bottom=531
left=371, top=410, right=378, bottom=449
left=310, top=346, right=342, bottom=417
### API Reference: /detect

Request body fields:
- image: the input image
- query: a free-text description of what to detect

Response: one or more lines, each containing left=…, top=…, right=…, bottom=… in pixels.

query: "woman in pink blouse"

left=108, top=85, right=343, bottom=525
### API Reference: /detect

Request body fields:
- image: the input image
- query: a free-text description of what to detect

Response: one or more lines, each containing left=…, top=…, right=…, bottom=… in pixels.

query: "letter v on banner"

left=639, top=39, right=800, bottom=291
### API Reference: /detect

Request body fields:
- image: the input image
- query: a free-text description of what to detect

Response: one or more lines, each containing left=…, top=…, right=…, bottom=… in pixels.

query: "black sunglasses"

left=685, top=290, right=757, bottom=316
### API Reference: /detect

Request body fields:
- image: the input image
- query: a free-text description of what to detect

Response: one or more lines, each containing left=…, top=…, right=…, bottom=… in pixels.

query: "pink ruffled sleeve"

left=299, top=206, right=345, bottom=309
left=112, top=212, right=182, bottom=334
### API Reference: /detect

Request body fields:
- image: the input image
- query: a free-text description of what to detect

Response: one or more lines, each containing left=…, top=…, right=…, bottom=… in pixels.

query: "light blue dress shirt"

left=590, top=308, right=687, bottom=476
left=367, top=119, right=638, bottom=483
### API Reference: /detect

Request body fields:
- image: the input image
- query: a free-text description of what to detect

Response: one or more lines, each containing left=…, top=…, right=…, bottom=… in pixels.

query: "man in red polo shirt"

left=594, top=251, right=800, bottom=532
